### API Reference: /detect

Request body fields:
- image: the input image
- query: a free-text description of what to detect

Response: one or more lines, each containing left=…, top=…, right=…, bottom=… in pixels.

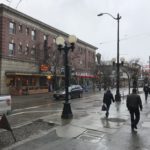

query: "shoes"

left=131, top=124, right=138, bottom=132
left=105, top=112, right=109, bottom=118
left=134, top=125, right=137, bottom=129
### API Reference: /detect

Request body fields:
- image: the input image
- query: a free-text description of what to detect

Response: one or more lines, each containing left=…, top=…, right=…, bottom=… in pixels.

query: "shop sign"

left=40, top=64, right=49, bottom=72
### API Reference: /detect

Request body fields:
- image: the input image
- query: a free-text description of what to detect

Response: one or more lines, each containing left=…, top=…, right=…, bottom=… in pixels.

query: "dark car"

left=53, top=85, right=83, bottom=100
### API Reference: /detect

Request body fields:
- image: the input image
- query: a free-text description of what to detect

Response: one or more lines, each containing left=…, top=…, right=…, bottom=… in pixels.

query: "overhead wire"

left=99, top=32, right=150, bottom=45
left=5, top=0, right=12, bottom=5
left=16, top=0, right=22, bottom=9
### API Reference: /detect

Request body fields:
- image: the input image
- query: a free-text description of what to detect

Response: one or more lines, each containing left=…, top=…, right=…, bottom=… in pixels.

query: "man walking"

left=143, top=84, right=149, bottom=101
left=103, top=89, right=115, bottom=118
left=126, top=88, right=143, bottom=131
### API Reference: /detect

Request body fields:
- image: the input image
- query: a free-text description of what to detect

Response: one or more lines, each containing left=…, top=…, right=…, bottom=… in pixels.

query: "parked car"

left=53, top=85, right=83, bottom=100
left=0, top=95, right=11, bottom=115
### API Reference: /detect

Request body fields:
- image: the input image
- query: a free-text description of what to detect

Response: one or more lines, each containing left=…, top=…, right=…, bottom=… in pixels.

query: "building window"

left=9, top=22, right=16, bottom=34
left=25, top=45, right=29, bottom=55
left=31, top=30, right=36, bottom=40
left=31, top=46, right=36, bottom=56
left=80, top=47, right=83, bottom=54
left=18, top=43, right=22, bottom=54
left=9, top=43, right=15, bottom=55
left=80, top=60, right=83, bottom=65
left=18, top=24, right=23, bottom=32
left=43, top=35, right=48, bottom=40
left=26, top=27, right=29, bottom=35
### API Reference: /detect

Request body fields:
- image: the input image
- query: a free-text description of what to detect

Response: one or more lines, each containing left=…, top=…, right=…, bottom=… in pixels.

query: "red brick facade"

left=0, top=4, right=97, bottom=95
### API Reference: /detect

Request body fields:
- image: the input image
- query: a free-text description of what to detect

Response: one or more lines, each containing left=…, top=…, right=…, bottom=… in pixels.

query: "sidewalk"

left=5, top=88, right=150, bottom=150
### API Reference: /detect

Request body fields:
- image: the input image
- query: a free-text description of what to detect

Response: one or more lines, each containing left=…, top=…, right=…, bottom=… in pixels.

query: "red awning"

left=77, top=75, right=97, bottom=78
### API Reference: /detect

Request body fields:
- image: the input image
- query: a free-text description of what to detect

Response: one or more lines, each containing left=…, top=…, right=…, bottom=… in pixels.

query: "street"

left=0, top=90, right=103, bottom=149
left=0, top=1, right=150, bottom=150
left=1, top=88, right=150, bottom=150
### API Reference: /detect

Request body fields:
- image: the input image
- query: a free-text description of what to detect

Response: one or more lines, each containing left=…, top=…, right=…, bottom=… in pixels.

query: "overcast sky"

left=1, top=0, right=150, bottom=65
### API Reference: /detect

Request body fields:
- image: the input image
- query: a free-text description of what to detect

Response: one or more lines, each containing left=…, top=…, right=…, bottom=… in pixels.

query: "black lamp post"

left=97, top=13, right=122, bottom=101
left=56, top=35, right=77, bottom=119
left=112, top=57, right=125, bottom=99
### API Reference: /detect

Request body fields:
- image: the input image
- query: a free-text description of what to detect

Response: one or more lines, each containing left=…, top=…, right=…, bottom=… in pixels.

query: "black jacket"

left=103, top=90, right=114, bottom=105
left=143, top=86, right=149, bottom=94
left=126, top=93, right=143, bottom=110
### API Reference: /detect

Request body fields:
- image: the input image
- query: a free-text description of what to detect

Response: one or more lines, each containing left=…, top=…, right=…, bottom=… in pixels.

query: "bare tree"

left=128, top=58, right=141, bottom=88
left=122, top=58, right=141, bottom=93
left=100, top=61, right=113, bottom=90
left=46, top=41, right=63, bottom=90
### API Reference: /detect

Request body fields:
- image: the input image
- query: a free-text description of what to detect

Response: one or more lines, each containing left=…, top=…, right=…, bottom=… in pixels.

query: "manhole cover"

left=85, top=130, right=105, bottom=138
left=77, top=135, right=101, bottom=143
left=77, top=130, right=105, bottom=143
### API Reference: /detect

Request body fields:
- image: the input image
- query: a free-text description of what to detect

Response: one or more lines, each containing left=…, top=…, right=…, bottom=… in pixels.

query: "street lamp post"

left=112, top=57, right=125, bottom=94
left=97, top=13, right=122, bottom=101
left=96, top=53, right=101, bottom=91
left=56, top=35, right=77, bottom=119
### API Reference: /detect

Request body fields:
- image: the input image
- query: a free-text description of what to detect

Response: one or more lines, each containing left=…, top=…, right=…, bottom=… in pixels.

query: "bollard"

left=0, top=114, right=16, bottom=142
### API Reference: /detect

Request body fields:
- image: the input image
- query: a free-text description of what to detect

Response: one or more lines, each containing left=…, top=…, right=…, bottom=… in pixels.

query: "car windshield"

left=56, top=85, right=81, bottom=92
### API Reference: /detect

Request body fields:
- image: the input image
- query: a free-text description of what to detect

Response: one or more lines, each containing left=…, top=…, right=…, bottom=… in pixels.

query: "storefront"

left=75, top=74, right=97, bottom=91
left=5, top=71, right=53, bottom=95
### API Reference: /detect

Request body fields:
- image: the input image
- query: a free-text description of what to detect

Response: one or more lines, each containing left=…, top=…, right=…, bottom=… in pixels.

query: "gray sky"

left=1, top=0, right=150, bottom=65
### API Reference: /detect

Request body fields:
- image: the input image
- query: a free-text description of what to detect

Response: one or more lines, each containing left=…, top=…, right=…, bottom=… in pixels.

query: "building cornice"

left=0, top=3, right=97, bottom=50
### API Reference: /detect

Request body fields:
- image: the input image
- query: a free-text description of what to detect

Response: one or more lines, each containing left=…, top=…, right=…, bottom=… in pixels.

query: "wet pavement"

left=1, top=88, right=150, bottom=150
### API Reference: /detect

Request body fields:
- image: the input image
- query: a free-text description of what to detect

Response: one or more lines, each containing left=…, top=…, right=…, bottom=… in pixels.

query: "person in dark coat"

left=126, top=88, right=143, bottom=132
left=103, top=89, right=115, bottom=118
left=143, top=84, right=149, bottom=101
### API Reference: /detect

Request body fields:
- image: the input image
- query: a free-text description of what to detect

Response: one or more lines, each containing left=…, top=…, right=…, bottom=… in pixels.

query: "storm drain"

left=76, top=130, right=105, bottom=143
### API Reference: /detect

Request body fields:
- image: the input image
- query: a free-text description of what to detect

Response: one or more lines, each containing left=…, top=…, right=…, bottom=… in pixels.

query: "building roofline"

left=0, top=3, right=97, bottom=50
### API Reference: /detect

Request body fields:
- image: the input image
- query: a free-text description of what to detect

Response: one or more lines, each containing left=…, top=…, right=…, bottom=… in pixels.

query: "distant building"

left=0, top=4, right=97, bottom=95
left=143, top=65, right=150, bottom=73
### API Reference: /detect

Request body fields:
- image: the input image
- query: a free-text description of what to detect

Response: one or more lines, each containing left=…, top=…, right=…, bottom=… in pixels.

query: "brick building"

left=0, top=4, right=97, bottom=95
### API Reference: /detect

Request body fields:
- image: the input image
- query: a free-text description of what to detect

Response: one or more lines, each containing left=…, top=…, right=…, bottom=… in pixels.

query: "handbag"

left=101, top=103, right=107, bottom=111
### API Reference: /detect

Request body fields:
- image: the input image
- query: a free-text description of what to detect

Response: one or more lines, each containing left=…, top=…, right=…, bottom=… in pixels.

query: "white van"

left=0, top=95, right=11, bottom=115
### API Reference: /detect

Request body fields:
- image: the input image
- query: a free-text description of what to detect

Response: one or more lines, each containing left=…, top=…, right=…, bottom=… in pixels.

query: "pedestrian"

left=126, top=88, right=143, bottom=132
left=143, top=83, right=149, bottom=101
left=149, top=84, right=150, bottom=94
left=103, top=89, right=115, bottom=118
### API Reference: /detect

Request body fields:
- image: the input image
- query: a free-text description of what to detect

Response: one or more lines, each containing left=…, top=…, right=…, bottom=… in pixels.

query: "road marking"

left=11, top=110, right=62, bottom=116
left=13, top=105, right=44, bottom=112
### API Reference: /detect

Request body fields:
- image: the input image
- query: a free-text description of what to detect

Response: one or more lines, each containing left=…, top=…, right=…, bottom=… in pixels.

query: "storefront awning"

left=5, top=71, right=52, bottom=77
left=5, top=71, right=65, bottom=77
